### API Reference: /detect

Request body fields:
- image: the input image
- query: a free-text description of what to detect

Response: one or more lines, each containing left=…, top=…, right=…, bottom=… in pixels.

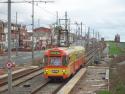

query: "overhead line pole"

left=32, top=0, right=35, bottom=63
left=31, top=0, right=54, bottom=63
left=81, top=22, right=82, bottom=37
left=56, top=11, right=58, bottom=26
left=8, top=0, right=12, bottom=94
left=65, top=12, right=69, bottom=47
left=38, top=19, right=40, bottom=27
left=81, top=22, right=82, bottom=46
left=16, top=12, right=18, bottom=56
left=93, top=29, right=94, bottom=48
left=87, top=27, right=90, bottom=50
left=30, top=0, right=54, bottom=63
left=68, top=19, right=70, bottom=44
left=76, top=22, right=78, bottom=45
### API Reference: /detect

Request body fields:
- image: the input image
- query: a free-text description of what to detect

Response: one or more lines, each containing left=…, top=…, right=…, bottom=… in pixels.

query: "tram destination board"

left=50, top=51, right=61, bottom=55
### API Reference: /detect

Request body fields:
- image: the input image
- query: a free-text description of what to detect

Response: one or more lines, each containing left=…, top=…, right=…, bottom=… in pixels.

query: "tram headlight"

left=45, top=70, right=48, bottom=72
left=62, top=70, right=66, bottom=73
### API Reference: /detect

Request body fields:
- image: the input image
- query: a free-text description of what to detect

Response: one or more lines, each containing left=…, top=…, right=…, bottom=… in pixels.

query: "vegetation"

left=106, top=41, right=125, bottom=56
left=106, top=41, right=125, bottom=94
left=97, top=90, right=111, bottom=94
left=110, top=65, right=125, bottom=94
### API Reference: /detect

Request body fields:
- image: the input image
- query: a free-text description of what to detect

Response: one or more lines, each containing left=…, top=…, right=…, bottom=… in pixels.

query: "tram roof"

left=44, top=46, right=85, bottom=55
left=64, top=46, right=85, bottom=55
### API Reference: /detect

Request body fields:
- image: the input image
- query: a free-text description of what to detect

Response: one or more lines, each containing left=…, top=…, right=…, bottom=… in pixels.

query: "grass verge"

left=97, top=90, right=111, bottom=94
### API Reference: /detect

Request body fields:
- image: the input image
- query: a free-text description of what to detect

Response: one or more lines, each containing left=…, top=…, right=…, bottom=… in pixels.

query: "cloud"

left=0, top=0, right=125, bottom=41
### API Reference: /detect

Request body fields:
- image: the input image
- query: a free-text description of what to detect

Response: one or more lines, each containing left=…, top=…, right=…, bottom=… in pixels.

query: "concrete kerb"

left=57, top=68, right=86, bottom=94
left=105, top=69, right=109, bottom=91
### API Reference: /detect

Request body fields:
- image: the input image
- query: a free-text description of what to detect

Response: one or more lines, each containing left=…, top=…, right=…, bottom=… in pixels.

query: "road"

left=0, top=51, right=44, bottom=67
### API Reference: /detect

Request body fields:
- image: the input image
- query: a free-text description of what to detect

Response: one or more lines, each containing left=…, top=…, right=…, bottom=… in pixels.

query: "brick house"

left=0, top=20, right=28, bottom=52
left=0, top=20, right=5, bottom=53
left=22, top=32, right=32, bottom=49
left=34, top=27, right=52, bottom=49
left=7, top=23, right=28, bottom=50
left=18, top=25, right=28, bottom=48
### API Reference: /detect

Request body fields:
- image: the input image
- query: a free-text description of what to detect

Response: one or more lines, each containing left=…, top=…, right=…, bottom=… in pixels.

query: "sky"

left=0, top=0, right=125, bottom=41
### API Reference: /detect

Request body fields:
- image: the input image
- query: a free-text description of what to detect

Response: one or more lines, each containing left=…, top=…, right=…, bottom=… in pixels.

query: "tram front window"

left=50, top=57, right=61, bottom=66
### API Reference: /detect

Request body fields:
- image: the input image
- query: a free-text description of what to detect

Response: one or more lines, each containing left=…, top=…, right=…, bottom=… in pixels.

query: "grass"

left=97, top=90, right=111, bottom=94
left=115, top=83, right=125, bottom=94
left=110, top=77, right=125, bottom=94
left=109, top=43, right=122, bottom=56
left=109, top=60, right=125, bottom=94
left=106, top=41, right=125, bottom=94
left=106, top=41, right=123, bottom=56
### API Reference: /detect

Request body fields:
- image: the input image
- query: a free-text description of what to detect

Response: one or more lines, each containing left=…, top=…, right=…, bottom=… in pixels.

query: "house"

left=34, top=27, right=52, bottom=49
left=22, top=32, right=32, bottom=50
left=18, top=25, right=28, bottom=48
left=0, top=20, right=28, bottom=52
left=0, top=20, right=5, bottom=53
left=7, top=23, right=28, bottom=50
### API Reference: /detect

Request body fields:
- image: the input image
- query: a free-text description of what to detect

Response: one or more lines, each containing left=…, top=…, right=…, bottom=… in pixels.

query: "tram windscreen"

left=50, top=57, right=61, bottom=66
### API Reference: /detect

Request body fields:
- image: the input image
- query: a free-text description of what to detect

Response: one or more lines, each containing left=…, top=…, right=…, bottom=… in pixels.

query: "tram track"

left=0, top=67, right=40, bottom=87
left=31, top=79, right=50, bottom=94
left=0, top=47, right=99, bottom=94
left=31, top=48, right=100, bottom=94
left=0, top=68, right=42, bottom=93
left=31, top=48, right=99, bottom=94
left=32, top=78, right=70, bottom=94
left=85, top=48, right=98, bottom=65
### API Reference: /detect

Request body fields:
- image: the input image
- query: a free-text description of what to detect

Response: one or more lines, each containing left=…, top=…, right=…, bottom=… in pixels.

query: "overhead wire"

left=0, top=0, right=56, bottom=27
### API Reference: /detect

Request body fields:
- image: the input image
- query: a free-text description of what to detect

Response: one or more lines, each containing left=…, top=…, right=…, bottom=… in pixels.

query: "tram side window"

left=62, top=56, right=68, bottom=66
left=76, top=52, right=82, bottom=59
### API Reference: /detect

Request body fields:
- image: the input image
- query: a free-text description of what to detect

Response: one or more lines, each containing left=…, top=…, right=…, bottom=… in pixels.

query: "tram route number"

left=52, top=70, right=59, bottom=73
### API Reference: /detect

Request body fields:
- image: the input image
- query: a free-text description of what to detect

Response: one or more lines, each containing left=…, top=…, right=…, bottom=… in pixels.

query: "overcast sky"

left=0, top=0, right=125, bottom=41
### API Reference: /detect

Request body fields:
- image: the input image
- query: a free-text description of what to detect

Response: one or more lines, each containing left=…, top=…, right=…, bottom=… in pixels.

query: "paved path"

left=0, top=51, right=44, bottom=67
left=70, top=44, right=110, bottom=94
left=70, top=66, right=109, bottom=94
left=103, top=44, right=109, bottom=58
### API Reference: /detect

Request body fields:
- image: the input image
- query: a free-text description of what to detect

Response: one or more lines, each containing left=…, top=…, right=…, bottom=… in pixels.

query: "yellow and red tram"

left=43, top=46, right=85, bottom=79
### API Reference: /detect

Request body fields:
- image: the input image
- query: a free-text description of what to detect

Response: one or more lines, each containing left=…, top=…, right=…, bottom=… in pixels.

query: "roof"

left=34, top=27, right=51, bottom=33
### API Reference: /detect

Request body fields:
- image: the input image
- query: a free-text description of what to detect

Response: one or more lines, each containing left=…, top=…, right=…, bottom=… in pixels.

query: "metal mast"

left=32, top=0, right=35, bottom=63
left=8, top=0, right=12, bottom=93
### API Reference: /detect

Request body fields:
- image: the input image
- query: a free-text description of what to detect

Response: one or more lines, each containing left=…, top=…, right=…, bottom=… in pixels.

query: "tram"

left=43, top=46, right=85, bottom=79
